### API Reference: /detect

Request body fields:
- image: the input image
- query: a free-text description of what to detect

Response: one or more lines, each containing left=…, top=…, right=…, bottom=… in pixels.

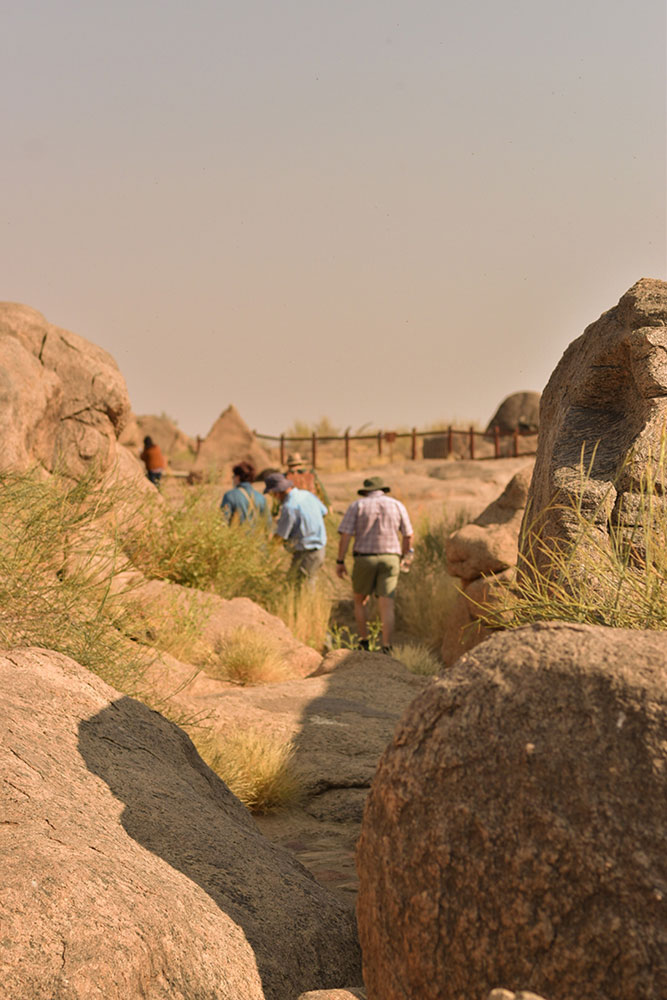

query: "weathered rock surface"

left=0, top=648, right=361, bottom=999
left=193, top=403, right=272, bottom=476
left=486, top=391, right=541, bottom=434
left=520, top=278, right=667, bottom=575
left=165, top=653, right=429, bottom=824
left=356, top=622, right=667, bottom=1000
left=298, top=991, right=366, bottom=999
left=442, top=466, right=532, bottom=665
left=135, top=577, right=322, bottom=678
left=120, top=412, right=197, bottom=469
left=0, top=302, right=145, bottom=485
left=488, top=992, right=550, bottom=1000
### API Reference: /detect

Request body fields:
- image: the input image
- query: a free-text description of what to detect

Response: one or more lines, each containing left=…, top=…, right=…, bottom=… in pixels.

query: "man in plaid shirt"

left=336, top=476, right=414, bottom=653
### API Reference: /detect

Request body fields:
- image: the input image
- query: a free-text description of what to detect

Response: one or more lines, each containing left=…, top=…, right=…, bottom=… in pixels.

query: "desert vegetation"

left=484, top=444, right=667, bottom=634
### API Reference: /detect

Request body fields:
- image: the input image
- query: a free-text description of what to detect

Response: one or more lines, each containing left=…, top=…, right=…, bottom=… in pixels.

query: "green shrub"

left=0, top=468, right=152, bottom=693
left=123, top=486, right=288, bottom=610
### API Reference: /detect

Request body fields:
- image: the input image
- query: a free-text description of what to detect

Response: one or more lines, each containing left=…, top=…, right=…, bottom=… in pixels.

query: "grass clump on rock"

left=487, top=445, right=667, bottom=632
left=392, top=642, right=441, bottom=675
left=209, top=627, right=289, bottom=684
left=195, top=727, right=302, bottom=812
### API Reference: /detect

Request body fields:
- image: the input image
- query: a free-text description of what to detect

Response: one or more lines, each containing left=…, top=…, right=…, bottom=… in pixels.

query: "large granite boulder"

left=356, top=622, right=667, bottom=1000
left=1, top=648, right=361, bottom=999
left=520, top=278, right=667, bottom=576
left=486, top=391, right=541, bottom=435
left=441, top=465, right=532, bottom=665
left=0, top=303, right=145, bottom=484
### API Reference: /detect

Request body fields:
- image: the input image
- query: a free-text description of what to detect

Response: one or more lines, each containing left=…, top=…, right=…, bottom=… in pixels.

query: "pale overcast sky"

left=2, top=0, right=665, bottom=437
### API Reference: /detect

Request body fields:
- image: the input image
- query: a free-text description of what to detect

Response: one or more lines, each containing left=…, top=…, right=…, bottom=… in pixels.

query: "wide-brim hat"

left=286, top=452, right=304, bottom=467
left=358, top=476, right=391, bottom=495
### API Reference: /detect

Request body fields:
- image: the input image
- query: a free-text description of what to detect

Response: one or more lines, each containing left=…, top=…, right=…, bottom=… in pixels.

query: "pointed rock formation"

left=193, top=404, right=272, bottom=476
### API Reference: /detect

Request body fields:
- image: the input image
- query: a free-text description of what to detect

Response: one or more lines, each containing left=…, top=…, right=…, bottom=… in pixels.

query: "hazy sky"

left=3, top=0, right=665, bottom=438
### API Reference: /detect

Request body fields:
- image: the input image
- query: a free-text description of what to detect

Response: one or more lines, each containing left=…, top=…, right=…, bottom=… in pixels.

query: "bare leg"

left=377, top=596, right=395, bottom=647
left=353, top=593, right=369, bottom=638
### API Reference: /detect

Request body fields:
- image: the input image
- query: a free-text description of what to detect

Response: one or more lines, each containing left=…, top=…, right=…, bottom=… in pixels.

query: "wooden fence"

left=254, top=426, right=537, bottom=470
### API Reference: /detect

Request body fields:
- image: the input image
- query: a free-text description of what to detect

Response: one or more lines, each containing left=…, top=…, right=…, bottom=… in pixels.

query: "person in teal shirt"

left=221, top=462, right=269, bottom=524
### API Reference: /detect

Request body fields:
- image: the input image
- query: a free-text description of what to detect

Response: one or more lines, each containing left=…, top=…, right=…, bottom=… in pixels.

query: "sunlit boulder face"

left=356, top=622, right=667, bottom=1000
left=0, top=302, right=144, bottom=483
left=520, top=278, right=667, bottom=576
left=1, top=648, right=361, bottom=1000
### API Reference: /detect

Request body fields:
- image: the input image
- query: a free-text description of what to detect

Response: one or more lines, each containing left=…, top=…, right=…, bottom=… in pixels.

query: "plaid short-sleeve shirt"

left=338, top=491, right=413, bottom=555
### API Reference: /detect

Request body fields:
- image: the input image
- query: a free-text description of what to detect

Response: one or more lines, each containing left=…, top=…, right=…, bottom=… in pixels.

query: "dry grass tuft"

left=392, top=642, right=441, bottom=675
left=396, top=509, right=469, bottom=651
left=207, top=627, right=289, bottom=684
left=194, top=727, right=302, bottom=812
left=276, top=581, right=333, bottom=651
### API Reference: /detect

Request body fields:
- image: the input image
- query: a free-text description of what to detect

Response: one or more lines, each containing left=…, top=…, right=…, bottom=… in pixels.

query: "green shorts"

left=352, top=553, right=401, bottom=598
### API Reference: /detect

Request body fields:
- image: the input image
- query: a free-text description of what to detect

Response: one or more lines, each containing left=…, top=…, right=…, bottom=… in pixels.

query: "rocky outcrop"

left=132, top=578, right=323, bottom=678
left=1, top=648, right=361, bottom=999
left=194, top=404, right=272, bottom=476
left=0, top=302, right=145, bottom=485
left=442, top=465, right=532, bottom=665
left=520, top=278, right=667, bottom=576
left=356, top=623, right=667, bottom=1000
left=121, top=412, right=197, bottom=469
left=486, top=391, right=541, bottom=435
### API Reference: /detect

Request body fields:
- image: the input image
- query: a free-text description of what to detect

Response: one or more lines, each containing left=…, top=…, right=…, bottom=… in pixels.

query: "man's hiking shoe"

left=358, top=638, right=370, bottom=651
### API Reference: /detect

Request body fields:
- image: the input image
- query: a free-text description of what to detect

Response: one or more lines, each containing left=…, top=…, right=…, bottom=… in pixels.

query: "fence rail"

left=253, top=425, right=537, bottom=469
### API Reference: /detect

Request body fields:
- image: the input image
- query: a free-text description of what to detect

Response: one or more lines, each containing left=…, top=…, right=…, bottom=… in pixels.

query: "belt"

left=353, top=551, right=397, bottom=557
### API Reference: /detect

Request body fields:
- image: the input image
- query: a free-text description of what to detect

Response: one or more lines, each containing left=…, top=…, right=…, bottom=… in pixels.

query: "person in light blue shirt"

left=264, top=472, right=327, bottom=582
left=220, top=462, right=269, bottom=524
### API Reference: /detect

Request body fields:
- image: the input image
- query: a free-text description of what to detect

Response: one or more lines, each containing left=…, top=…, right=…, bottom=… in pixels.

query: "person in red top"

left=140, top=436, right=166, bottom=488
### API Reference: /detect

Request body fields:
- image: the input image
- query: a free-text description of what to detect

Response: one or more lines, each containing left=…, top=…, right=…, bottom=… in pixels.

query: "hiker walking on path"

left=140, top=436, right=166, bottom=488
left=336, top=476, right=414, bottom=654
left=264, top=472, right=328, bottom=583
left=284, top=452, right=331, bottom=511
left=220, top=462, right=269, bottom=524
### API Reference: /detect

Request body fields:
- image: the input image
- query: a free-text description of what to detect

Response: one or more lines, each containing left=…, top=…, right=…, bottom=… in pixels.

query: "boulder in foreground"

left=356, top=622, right=667, bottom=1000
left=0, top=648, right=360, bottom=999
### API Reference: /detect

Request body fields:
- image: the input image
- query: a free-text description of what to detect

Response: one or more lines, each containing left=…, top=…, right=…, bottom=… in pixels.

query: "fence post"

left=494, top=424, right=500, bottom=459
left=513, top=427, right=519, bottom=458
left=344, top=430, right=350, bottom=470
left=447, top=426, right=453, bottom=458
left=378, top=431, right=383, bottom=458
left=312, top=431, right=318, bottom=468
left=279, top=434, right=285, bottom=465
left=469, top=426, right=475, bottom=460
left=411, top=427, right=417, bottom=461
left=195, top=435, right=202, bottom=456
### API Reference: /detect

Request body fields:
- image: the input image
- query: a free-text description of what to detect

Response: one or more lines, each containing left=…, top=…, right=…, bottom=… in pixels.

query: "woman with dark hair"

left=220, top=461, right=269, bottom=524
left=140, top=436, right=166, bottom=488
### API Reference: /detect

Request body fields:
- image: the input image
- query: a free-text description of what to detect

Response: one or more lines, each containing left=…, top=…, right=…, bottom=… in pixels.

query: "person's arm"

left=401, top=532, right=414, bottom=557
left=336, top=532, right=353, bottom=578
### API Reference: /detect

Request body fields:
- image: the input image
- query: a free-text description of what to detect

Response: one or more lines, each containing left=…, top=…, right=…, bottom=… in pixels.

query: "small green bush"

left=0, top=468, right=151, bottom=693
left=392, top=642, right=441, bottom=675
left=123, top=486, right=288, bottom=611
